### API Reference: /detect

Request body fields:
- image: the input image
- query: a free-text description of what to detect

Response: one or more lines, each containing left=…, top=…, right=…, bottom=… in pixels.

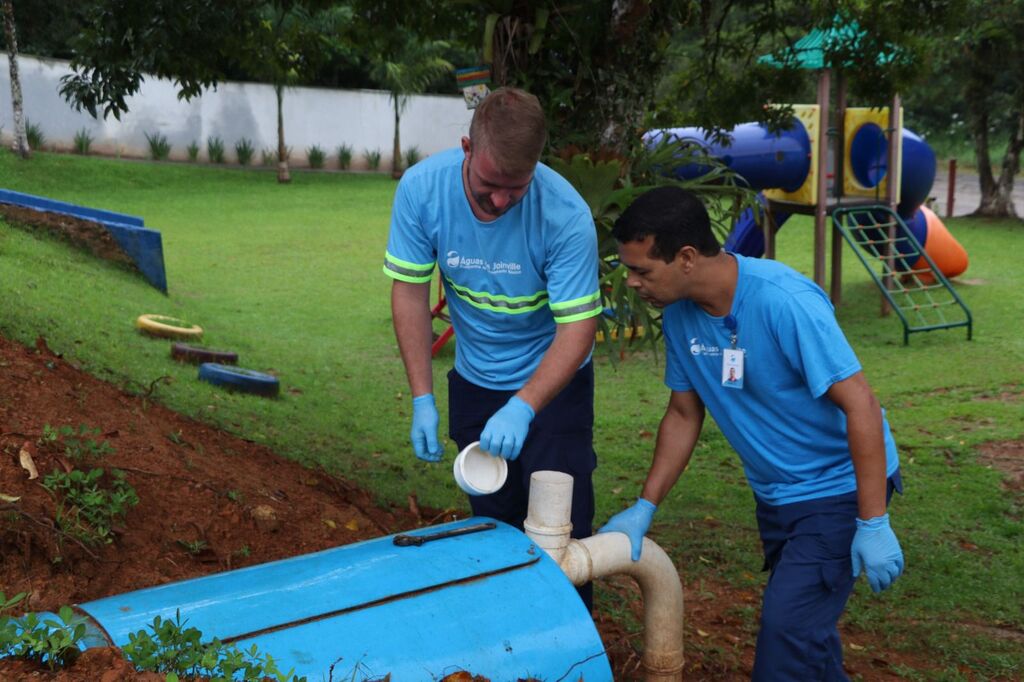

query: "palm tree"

left=2, top=0, right=29, bottom=158
left=371, top=36, right=453, bottom=179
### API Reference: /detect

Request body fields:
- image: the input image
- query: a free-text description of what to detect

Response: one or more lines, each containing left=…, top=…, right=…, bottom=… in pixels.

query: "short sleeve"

left=383, top=177, right=436, bottom=283
left=774, top=290, right=861, bottom=398
left=663, top=307, right=695, bottom=392
left=544, top=212, right=602, bottom=323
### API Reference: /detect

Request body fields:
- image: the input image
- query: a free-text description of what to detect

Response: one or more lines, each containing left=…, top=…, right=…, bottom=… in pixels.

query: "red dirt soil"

left=0, top=333, right=939, bottom=680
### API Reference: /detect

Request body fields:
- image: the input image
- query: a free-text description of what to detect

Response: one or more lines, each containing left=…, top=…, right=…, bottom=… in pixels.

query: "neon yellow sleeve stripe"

left=551, top=291, right=603, bottom=322
left=383, top=253, right=434, bottom=283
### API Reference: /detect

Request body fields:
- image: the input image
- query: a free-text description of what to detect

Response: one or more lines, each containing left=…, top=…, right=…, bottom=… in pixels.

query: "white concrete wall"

left=0, top=54, right=473, bottom=168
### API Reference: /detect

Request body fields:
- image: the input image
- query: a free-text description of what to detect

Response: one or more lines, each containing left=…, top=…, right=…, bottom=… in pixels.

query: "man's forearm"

left=641, top=398, right=703, bottom=505
left=516, top=316, right=597, bottom=412
left=391, top=281, right=435, bottom=397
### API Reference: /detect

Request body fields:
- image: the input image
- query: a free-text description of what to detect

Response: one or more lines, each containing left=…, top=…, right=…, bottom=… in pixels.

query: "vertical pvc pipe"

left=523, top=470, right=574, bottom=564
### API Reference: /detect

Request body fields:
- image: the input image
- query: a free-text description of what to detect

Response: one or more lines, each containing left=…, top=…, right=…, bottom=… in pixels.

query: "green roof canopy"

left=758, top=18, right=895, bottom=70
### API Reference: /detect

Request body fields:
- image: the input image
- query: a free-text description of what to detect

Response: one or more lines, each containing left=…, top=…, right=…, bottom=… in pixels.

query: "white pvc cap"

left=453, top=441, right=508, bottom=496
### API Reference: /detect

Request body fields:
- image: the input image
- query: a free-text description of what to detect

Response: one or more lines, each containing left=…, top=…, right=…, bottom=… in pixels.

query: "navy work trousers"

left=447, top=363, right=597, bottom=610
left=751, top=471, right=902, bottom=681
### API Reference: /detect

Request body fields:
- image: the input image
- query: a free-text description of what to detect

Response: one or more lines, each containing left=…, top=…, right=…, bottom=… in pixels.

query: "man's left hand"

left=480, top=396, right=534, bottom=460
left=851, top=513, right=904, bottom=593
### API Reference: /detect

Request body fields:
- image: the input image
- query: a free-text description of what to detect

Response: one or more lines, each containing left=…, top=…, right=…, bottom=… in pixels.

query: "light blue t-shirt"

left=663, top=254, right=899, bottom=505
left=384, top=148, right=602, bottom=390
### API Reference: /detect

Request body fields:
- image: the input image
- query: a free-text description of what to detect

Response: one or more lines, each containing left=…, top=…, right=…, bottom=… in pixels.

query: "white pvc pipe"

left=561, top=535, right=684, bottom=681
left=523, top=471, right=685, bottom=682
left=523, top=470, right=574, bottom=564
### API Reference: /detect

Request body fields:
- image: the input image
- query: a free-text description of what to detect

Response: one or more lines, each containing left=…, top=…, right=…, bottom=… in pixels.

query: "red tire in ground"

left=171, top=343, right=239, bottom=365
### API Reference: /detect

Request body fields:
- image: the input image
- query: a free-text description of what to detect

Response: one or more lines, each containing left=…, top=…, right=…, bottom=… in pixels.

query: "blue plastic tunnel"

left=67, top=519, right=613, bottom=680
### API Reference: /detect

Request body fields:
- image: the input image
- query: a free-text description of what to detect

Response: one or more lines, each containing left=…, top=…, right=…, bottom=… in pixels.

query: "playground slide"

left=649, top=120, right=969, bottom=279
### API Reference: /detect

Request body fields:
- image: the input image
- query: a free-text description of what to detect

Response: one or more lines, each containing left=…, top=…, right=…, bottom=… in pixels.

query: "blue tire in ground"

left=198, top=363, right=280, bottom=397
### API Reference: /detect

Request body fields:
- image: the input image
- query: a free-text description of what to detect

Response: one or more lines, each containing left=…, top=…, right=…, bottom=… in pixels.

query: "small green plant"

left=0, top=591, right=27, bottom=657
left=145, top=131, right=172, bottom=161
left=207, top=136, right=225, bottom=164
left=234, top=544, right=251, bottom=558
left=42, top=424, right=114, bottom=462
left=306, top=144, right=325, bottom=169
left=363, top=148, right=381, bottom=171
left=177, top=539, right=207, bottom=555
left=187, top=141, right=200, bottom=162
left=0, top=605, right=88, bottom=670
left=403, top=146, right=421, bottom=168
left=261, top=147, right=277, bottom=166
left=226, top=489, right=242, bottom=502
left=72, top=128, right=93, bottom=155
left=25, top=120, right=45, bottom=150
left=235, top=138, right=255, bottom=166
left=337, top=143, right=353, bottom=170
left=43, top=467, right=139, bottom=547
left=122, top=611, right=304, bottom=681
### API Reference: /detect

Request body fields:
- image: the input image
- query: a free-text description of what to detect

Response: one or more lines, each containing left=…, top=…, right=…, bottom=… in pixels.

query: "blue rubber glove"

left=597, top=498, right=657, bottom=561
left=479, top=396, right=535, bottom=461
left=851, top=513, right=904, bottom=593
left=410, top=394, right=443, bottom=462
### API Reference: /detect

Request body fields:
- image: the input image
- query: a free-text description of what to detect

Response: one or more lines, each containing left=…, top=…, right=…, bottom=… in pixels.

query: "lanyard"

left=724, top=314, right=738, bottom=349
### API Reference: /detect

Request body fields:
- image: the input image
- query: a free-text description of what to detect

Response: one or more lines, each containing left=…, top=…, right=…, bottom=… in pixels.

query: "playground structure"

left=0, top=188, right=167, bottom=293
left=649, top=22, right=973, bottom=343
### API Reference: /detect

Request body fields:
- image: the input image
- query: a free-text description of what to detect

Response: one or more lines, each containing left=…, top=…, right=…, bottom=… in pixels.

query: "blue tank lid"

left=78, top=518, right=612, bottom=680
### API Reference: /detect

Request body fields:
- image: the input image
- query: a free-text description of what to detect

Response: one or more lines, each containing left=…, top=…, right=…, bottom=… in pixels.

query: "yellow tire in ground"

left=135, top=314, right=203, bottom=340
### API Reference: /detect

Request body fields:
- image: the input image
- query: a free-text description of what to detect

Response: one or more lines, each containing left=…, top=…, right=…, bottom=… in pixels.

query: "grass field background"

left=1, top=150, right=1021, bottom=679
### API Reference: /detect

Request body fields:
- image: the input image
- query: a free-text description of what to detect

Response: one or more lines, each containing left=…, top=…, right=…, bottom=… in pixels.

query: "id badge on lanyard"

left=722, top=314, right=744, bottom=389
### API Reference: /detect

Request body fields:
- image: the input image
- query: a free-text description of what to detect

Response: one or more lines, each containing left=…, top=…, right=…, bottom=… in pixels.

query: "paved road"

left=929, top=167, right=1024, bottom=217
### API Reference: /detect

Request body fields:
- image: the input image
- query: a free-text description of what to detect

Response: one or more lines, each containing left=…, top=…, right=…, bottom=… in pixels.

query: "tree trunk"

left=391, top=96, right=402, bottom=179
left=991, top=105, right=1024, bottom=219
left=275, top=84, right=290, bottom=184
left=3, top=0, right=29, bottom=158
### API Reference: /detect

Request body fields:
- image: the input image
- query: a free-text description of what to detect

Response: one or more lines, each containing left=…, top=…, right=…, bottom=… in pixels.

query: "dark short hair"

left=612, top=186, right=721, bottom=261
left=469, top=87, right=547, bottom=176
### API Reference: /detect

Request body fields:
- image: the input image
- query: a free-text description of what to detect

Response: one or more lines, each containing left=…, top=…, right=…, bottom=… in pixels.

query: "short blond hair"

left=469, top=87, right=547, bottom=176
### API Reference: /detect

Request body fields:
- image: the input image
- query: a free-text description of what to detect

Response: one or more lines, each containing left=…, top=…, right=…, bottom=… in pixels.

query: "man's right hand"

left=598, top=497, right=657, bottom=561
left=411, top=394, right=443, bottom=462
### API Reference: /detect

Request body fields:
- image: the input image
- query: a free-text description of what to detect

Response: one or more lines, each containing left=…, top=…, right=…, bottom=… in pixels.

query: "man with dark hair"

left=383, top=88, right=602, bottom=605
left=599, top=185, right=904, bottom=679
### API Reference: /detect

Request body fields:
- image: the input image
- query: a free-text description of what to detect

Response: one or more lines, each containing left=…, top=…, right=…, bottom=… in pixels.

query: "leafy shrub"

left=123, top=611, right=304, bottom=682
left=43, top=467, right=139, bottom=547
left=363, top=148, right=382, bottom=171
left=25, top=120, right=45, bottom=150
left=72, top=128, right=93, bottom=155
left=207, top=136, right=225, bottom=164
left=403, top=146, right=421, bottom=168
left=261, top=147, right=276, bottom=166
left=337, top=143, right=353, bottom=170
left=0, top=603, right=88, bottom=671
left=306, top=145, right=325, bottom=169
left=235, top=138, right=255, bottom=166
left=145, top=132, right=171, bottom=161
left=186, top=141, right=200, bottom=162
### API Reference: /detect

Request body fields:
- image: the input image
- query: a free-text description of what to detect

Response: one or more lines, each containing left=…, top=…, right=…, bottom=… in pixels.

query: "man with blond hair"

left=383, top=87, right=602, bottom=605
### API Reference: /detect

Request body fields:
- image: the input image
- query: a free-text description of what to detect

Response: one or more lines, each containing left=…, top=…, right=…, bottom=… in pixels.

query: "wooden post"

left=946, top=158, right=957, bottom=217
left=881, top=94, right=902, bottom=317
left=813, top=69, right=831, bottom=290
left=831, top=74, right=846, bottom=305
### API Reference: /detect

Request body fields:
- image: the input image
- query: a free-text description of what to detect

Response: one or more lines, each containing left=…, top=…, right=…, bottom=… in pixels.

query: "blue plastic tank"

left=73, top=518, right=612, bottom=680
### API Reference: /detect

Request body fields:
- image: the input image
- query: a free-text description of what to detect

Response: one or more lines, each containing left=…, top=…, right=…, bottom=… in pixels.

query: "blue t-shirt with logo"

left=384, top=148, right=602, bottom=390
left=663, top=254, right=899, bottom=505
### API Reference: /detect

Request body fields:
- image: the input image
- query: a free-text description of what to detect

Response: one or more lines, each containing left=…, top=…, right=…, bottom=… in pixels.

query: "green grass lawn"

left=1, top=150, right=1022, bottom=679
